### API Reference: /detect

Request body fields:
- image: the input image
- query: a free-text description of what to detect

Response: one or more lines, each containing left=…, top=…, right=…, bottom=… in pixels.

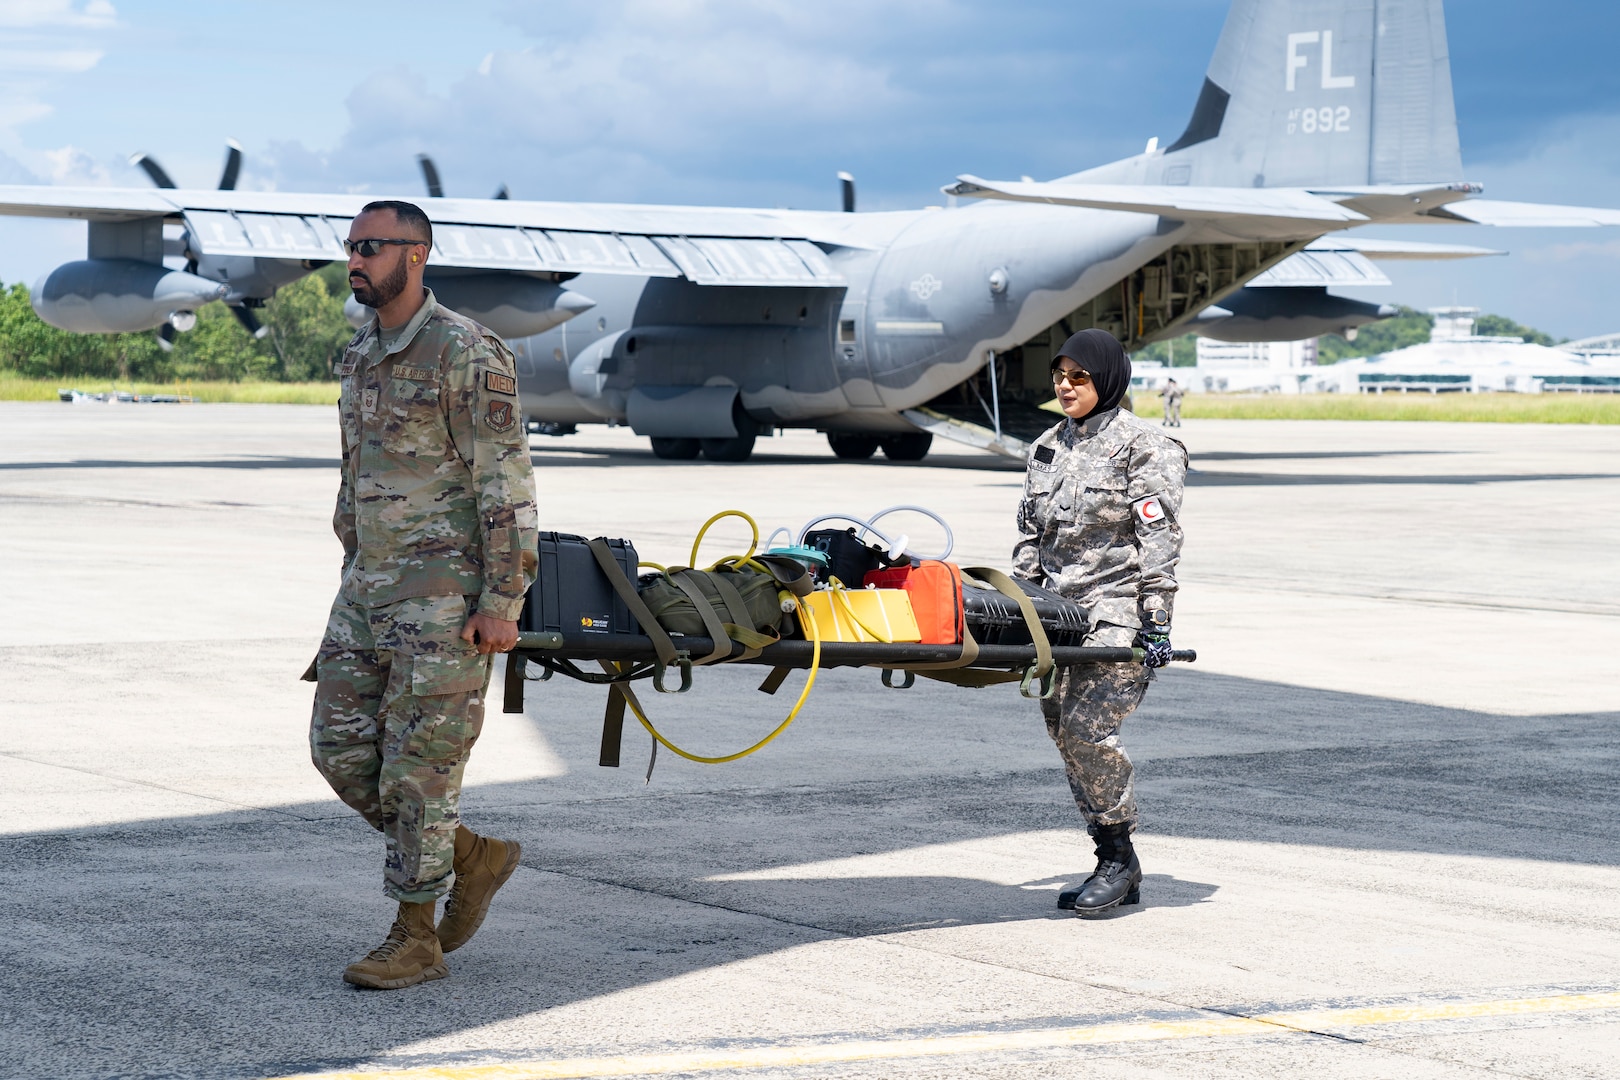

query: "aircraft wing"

left=0, top=184, right=892, bottom=287
left=944, top=176, right=1366, bottom=228
left=1423, top=199, right=1620, bottom=227
left=1308, top=237, right=1505, bottom=260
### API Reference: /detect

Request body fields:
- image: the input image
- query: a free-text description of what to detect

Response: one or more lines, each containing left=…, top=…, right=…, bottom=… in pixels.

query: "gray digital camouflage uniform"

left=1013, top=407, right=1187, bottom=828
left=309, top=289, right=538, bottom=904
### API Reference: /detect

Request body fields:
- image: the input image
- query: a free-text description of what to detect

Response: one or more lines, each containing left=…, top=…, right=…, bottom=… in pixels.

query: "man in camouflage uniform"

left=1014, top=329, right=1186, bottom=916
left=307, top=200, right=538, bottom=989
left=1162, top=378, right=1184, bottom=427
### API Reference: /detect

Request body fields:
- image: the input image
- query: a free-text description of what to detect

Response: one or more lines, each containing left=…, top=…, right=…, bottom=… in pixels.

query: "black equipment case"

left=520, top=533, right=641, bottom=638
left=803, top=527, right=905, bottom=586
left=962, top=576, right=1089, bottom=648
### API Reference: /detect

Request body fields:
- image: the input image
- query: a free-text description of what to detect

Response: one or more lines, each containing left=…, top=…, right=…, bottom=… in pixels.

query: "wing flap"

left=1247, top=249, right=1391, bottom=288
left=1307, top=236, right=1504, bottom=260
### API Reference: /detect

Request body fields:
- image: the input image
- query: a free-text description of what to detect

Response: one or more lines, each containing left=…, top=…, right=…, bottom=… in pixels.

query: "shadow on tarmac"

left=6, top=668, right=1618, bottom=1079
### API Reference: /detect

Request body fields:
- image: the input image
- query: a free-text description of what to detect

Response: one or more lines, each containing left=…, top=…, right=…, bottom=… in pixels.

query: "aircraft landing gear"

left=826, top=433, right=881, bottom=460
left=880, top=433, right=933, bottom=461
left=699, top=433, right=757, bottom=462
left=649, top=437, right=701, bottom=460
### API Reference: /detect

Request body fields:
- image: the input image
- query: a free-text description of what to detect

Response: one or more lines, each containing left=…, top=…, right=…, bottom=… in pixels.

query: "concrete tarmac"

left=2, top=402, right=1617, bottom=1080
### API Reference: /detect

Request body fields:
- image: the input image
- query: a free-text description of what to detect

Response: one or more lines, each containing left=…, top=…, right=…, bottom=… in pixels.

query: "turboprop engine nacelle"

left=31, top=259, right=228, bottom=334
left=342, top=274, right=596, bottom=341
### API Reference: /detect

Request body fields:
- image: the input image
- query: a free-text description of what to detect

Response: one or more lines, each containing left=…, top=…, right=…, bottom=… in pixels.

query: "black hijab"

left=1052, top=329, right=1131, bottom=420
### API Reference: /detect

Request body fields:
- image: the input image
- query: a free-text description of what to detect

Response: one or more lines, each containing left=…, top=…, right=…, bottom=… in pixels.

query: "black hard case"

left=962, top=577, right=1089, bottom=648
left=520, top=533, right=642, bottom=637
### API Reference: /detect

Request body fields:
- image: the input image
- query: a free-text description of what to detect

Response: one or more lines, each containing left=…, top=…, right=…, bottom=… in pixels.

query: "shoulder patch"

left=484, top=370, right=517, bottom=396
left=1033, top=445, right=1056, bottom=465
left=485, top=399, right=516, bottom=433
left=1133, top=495, right=1169, bottom=526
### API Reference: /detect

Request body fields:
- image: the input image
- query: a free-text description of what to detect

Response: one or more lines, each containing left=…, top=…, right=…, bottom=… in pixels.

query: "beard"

left=350, top=256, right=410, bottom=310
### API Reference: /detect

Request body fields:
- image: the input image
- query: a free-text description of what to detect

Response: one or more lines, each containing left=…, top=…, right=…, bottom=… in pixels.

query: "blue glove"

left=1139, top=632, right=1173, bottom=668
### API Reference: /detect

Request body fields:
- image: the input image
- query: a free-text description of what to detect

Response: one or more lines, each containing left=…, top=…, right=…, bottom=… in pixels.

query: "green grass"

left=1116, top=392, right=1620, bottom=424
left=0, top=374, right=339, bottom=405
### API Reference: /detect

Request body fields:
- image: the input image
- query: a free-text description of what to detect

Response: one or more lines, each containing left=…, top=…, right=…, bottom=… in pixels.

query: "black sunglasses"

left=343, top=238, right=425, bottom=258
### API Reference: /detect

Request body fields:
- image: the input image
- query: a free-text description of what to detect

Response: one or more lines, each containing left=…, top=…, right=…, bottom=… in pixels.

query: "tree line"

left=0, top=263, right=354, bottom=383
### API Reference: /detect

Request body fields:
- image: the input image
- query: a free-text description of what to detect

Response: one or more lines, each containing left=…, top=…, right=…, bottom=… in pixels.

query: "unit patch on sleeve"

left=484, top=370, right=517, bottom=396
left=485, top=399, right=516, bottom=432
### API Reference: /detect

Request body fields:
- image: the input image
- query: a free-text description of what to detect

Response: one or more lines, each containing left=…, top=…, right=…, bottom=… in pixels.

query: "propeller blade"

left=130, top=153, right=177, bottom=189
left=493, top=184, right=509, bottom=200
left=230, top=304, right=268, bottom=340
left=838, top=171, right=856, bottom=213
left=417, top=154, right=444, bottom=198
left=218, top=139, right=243, bottom=190
left=156, top=322, right=176, bottom=350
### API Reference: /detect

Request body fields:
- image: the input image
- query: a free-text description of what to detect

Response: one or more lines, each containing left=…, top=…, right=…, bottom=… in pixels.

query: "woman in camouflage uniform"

left=1013, top=329, right=1187, bottom=916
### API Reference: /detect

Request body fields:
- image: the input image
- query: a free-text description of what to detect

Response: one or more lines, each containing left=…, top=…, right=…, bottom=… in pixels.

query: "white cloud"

left=0, top=0, right=116, bottom=30
left=0, top=48, right=103, bottom=73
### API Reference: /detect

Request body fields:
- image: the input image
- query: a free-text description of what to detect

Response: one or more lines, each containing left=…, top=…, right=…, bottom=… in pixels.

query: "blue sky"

left=2, top=0, right=1618, bottom=337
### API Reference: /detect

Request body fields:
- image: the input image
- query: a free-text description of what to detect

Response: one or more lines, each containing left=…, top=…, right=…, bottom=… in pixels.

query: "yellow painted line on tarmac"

left=277, top=990, right=1620, bottom=1080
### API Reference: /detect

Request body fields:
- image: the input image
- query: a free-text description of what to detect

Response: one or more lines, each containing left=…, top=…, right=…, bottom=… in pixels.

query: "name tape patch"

left=484, top=370, right=517, bottom=396
left=334, top=362, right=356, bottom=377
left=394, top=365, right=437, bottom=382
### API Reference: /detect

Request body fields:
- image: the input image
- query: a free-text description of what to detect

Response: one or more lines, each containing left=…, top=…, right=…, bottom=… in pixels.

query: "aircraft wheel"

left=699, top=433, right=757, bottom=462
left=826, top=433, right=880, bottom=460
left=649, top=437, right=701, bottom=460
left=880, top=433, right=933, bottom=461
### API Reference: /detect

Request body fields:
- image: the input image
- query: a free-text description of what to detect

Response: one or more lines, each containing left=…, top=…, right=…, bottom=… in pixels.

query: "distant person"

left=305, top=199, right=538, bottom=989
left=1162, top=379, right=1184, bottom=427
left=1014, top=329, right=1187, bottom=916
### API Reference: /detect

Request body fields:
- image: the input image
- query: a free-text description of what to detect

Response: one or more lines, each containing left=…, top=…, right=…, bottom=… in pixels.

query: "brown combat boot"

left=343, top=900, right=447, bottom=990
left=437, top=826, right=523, bottom=953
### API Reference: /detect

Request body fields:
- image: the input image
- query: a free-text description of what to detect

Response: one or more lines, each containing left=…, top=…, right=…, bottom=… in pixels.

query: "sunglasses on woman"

left=1052, top=368, right=1092, bottom=387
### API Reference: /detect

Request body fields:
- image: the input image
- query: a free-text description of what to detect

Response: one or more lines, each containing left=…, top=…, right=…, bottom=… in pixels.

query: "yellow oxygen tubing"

left=617, top=508, right=822, bottom=764
left=621, top=588, right=822, bottom=764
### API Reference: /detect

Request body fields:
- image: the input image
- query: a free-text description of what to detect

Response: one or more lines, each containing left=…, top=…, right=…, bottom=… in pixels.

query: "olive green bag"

left=636, top=556, right=811, bottom=665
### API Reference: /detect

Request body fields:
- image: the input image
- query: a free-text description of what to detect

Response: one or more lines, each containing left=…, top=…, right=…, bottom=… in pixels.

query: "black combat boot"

left=1057, top=823, right=1142, bottom=916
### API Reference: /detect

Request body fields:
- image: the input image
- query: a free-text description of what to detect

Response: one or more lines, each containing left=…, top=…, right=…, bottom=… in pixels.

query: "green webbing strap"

left=598, top=660, right=629, bottom=767
left=587, top=538, right=679, bottom=668
left=668, top=569, right=734, bottom=665
left=707, top=573, right=770, bottom=661
left=757, top=666, right=792, bottom=695
left=963, top=567, right=1054, bottom=678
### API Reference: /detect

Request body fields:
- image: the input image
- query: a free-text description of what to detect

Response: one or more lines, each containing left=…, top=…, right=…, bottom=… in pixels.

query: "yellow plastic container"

left=799, top=587, right=922, bottom=643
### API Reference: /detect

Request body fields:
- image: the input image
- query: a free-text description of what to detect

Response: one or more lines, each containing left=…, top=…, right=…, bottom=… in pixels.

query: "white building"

left=1132, top=306, right=1620, bottom=395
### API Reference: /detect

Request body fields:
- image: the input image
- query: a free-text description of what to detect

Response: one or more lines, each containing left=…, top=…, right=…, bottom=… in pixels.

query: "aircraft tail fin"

left=1135, top=0, right=1462, bottom=188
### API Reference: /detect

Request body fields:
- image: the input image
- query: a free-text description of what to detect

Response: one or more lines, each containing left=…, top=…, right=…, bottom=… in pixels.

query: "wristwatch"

left=1145, top=609, right=1171, bottom=632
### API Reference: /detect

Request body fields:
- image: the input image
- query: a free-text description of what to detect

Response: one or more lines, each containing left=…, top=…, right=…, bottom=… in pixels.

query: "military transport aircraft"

left=5, top=0, right=1618, bottom=461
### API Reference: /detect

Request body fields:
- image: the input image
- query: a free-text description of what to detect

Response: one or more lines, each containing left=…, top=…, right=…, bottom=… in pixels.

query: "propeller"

left=130, top=152, right=176, bottom=189
left=838, top=171, right=856, bottom=213
left=230, top=304, right=269, bottom=340
left=418, top=153, right=510, bottom=199
left=417, top=154, right=445, bottom=198
left=129, top=140, right=245, bottom=190
left=218, top=139, right=243, bottom=190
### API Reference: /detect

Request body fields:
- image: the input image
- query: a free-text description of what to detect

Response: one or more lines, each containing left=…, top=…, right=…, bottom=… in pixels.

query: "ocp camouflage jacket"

left=1012, top=408, right=1187, bottom=631
left=334, top=290, right=538, bottom=621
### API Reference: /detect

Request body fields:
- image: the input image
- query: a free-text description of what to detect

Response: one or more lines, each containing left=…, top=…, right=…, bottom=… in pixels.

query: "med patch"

left=484, top=370, right=517, bottom=396
left=485, top=399, right=516, bottom=432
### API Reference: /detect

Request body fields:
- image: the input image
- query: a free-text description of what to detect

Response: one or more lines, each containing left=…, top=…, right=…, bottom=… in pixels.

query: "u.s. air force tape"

left=484, top=370, right=517, bottom=396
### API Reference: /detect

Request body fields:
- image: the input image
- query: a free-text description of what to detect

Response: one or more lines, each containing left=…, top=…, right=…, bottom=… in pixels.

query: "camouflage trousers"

left=310, top=592, right=492, bottom=903
left=1037, top=622, right=1149, bottom=829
